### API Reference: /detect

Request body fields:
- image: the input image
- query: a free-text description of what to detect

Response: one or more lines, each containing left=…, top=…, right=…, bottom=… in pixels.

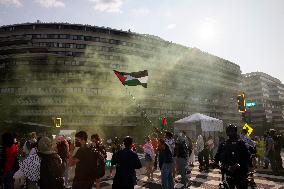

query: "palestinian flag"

left=113, top=70, right=148, bottom=88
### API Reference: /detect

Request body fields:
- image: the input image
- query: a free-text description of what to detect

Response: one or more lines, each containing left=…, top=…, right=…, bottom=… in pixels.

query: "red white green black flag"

left=113, top=70, right=148, bottom=88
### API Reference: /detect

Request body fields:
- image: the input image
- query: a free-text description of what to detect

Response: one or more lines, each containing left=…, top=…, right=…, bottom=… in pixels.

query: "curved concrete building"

left=0, top=22, right=242, bottom=137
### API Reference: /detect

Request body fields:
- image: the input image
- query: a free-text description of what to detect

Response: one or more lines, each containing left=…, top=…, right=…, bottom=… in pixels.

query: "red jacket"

left=4, top=143, right=18, bottom=175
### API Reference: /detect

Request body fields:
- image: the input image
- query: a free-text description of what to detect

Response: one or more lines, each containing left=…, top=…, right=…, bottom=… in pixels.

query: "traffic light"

left=237, top=93, right=246, bottom=113
left=53, top=117, right=62, bottom=128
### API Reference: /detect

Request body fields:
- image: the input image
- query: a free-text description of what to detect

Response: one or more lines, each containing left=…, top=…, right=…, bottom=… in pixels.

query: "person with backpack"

left=111, top=136, right=142, bottom=189
left=37, top=137, right=64, bottom=189
left=90, top=134, right=106, bottom=189
left=1, top=132, right=19, bottom=189
left=69, top=131, right=97, bottom=189
left=174, top=132, right=191, bottom=188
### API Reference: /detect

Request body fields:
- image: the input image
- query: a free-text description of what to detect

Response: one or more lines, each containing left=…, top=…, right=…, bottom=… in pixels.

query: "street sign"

left=246, top=102, right=256, bottom=107
left=243, top=123, right=253, bottom=136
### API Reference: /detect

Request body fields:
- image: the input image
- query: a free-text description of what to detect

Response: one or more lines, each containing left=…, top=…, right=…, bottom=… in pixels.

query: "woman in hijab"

left=38, top=137, right=64, bottom=189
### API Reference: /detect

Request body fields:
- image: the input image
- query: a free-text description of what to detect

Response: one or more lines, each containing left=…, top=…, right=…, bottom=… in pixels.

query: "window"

left=76, top=44, right=86, bottom=49
left=100, top=38, right=108, bottom=43
left=39, top=42, right=46, bottom=47
left=59, top=34, right=67, bottom=39
left=84, top=36, right=92, bottom=41
left=92, top=37, right=100, bottom=42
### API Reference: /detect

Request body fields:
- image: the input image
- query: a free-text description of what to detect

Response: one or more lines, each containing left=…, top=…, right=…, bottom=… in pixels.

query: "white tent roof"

left=175, top=113, right=223, bottom=132
left=175, top=113, right=221, bottom=123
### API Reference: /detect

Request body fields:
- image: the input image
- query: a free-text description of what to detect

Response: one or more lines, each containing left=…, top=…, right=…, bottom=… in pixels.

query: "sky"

left=0, top=0, right=283, bottom=83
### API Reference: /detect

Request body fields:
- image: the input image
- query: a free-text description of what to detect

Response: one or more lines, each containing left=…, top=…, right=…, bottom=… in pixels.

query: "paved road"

left=94, top=152, right=284, bottom=189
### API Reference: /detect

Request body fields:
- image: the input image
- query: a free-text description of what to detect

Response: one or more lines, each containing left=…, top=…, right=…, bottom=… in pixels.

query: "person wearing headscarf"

left=38, top=137, right=64, bottom=189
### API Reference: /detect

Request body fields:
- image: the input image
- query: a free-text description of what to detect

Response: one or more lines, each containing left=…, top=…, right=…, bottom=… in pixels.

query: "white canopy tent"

left=174, top=113, right=223, bottom=139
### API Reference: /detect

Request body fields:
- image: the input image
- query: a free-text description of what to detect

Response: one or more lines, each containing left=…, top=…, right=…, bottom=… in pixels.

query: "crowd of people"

left=0, top=127, right=282, bottom=189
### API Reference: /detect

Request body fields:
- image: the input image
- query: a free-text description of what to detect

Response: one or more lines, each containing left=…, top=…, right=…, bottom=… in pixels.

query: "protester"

left=218, top=124, right=250, bottom=189
left=263, top=131, right=271, bottom=169
left=111, top=136, right=142, bottom=189
left=69, top=131, right=97, bottom=189
left=19, top=137, right=41, bottom=189
left=202, top=136, right=210, bottom=171
left=143, top=136, right=155, bottom=182
left=158, top=137, right=165, bottom=170
left=22, top=132, right=37, bottom=158
left=256, top=136, right=265, bottom=167
left=1, top=132, right=19, bottom=189
left=161, top=131, right=175, bottom=189
left=109, top=137, right=120, bottom=178
left=267, top=129, right=282, bottom=175
left=56, top=136, right=70, bottom=188
left=196, top=135, right=205, bottom=171
left=38, top=137, right=64, bottom=189
left=90, top=134, right=107, bottom=189
left=174, top=132, right=190, bottom=188
left=207, top=135, right=215, bottom=161
left=151, top=134, right=159, bottom=170
left=273, top=132, right=283, bottom=172
left=188, top=139, right=195, bottom=167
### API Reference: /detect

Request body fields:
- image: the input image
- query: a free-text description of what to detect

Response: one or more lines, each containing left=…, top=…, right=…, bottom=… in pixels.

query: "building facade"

left=242, top=72, right=284, bottom=134
left=0, top=22, right=242, bottom=137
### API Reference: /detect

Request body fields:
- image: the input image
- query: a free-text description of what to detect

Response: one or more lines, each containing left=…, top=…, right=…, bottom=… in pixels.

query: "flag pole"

left=123, top=85, right=153, bottom=127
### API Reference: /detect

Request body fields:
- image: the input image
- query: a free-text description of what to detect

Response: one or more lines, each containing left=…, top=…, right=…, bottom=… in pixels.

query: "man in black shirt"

left=111, top=136, right=142, bottom=189
left=70, top=131, right=97, bottom=189
left=218, top=124, right=250, bottom=189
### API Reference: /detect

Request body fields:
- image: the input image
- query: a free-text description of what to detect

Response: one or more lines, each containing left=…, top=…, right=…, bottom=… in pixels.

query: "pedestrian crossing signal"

left=54, top=117, right=62, bottom=128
